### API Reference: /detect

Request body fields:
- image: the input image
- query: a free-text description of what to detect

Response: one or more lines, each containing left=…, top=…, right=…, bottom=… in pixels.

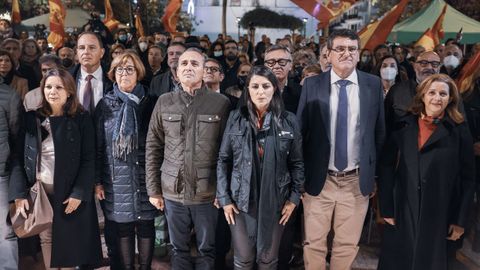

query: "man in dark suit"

left=72, top=32, right=113, bottom=111
left=264, top=45, right=302, bottom=114
left=149, top=42, right=186, bottom=97
left=72, top=31, right=117, bottom=269
left=297, top=29, right=385, bottom=270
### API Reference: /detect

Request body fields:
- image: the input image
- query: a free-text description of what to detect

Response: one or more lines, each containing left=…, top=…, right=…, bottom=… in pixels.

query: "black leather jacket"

left=216, top=109, right=305, bottom=212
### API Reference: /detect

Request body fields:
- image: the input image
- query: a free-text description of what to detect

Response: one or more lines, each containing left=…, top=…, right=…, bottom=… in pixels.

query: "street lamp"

left=236, top=17, right=241, bottom=40
left=302, top=17, right=308, bottom=38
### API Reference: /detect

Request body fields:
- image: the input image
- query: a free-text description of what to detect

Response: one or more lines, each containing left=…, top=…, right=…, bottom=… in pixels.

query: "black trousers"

left=230, top=212, right=284, bottom=270
left=164, top=199, right=218, bottom=270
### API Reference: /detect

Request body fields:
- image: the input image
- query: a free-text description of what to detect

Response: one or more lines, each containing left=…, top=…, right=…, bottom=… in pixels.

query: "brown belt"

left=327, top=168, right=360, bottom=177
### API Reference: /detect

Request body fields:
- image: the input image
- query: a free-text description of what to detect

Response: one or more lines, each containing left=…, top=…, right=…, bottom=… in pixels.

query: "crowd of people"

left=0, top=15, right=480, bottom=270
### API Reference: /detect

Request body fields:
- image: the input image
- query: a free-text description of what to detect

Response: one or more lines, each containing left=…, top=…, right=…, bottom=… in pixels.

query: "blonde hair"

left=108, top=50, right=146, bottom=82
left=410, top=74, right=464, bottom=124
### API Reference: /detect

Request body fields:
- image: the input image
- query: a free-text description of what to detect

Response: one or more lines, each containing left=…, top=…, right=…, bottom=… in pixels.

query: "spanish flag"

left=103, top=0, right=120, bottom=31
left=47, top=0, right=66, bottom=49
left=162, top=0, right=182, bottom=33
left=360, top=0, right=408, bottom=51
left=135, top=9, right=145, bottom=37
left=11, top=0, right=21, bottom=24
left=415, top=4, right=447, bottom=51
left=290, top=0, right=353, bottom=30
left=457, top=51, right=480, bottom=94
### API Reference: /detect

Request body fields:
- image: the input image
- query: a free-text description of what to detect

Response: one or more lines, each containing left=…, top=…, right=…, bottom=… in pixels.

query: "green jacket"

left=146, top=87, right=230, bottom=205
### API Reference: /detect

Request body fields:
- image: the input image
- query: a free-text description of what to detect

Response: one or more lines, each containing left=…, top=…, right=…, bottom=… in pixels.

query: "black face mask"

left=238, top=75, right=247, bottom=88
left=62, top=58, right=73, bottom=68
left=226, top=54, right=238, bottom=61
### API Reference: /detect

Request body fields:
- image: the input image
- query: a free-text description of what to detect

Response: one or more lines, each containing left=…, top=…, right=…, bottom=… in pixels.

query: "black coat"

left=216, top=109, right=304, bottom=212
left=94, top=89, right=158, bottom=223
left=12, top=111, right=102, bottom=267
left=283, top=78, right=302, bottom=114
left=377, top=115, right=475, bottom=270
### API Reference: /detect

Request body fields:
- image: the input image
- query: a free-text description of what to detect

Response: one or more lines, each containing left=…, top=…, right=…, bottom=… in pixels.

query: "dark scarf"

left=112, top=83, right=145, bottom=161
left=248, top=112, right=282, bottom=253
left=1, top=69, right=15, bottom=85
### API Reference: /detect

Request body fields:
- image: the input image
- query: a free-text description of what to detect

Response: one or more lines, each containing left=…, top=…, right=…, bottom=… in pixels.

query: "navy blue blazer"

left=296, top=70, right=386, bottom=196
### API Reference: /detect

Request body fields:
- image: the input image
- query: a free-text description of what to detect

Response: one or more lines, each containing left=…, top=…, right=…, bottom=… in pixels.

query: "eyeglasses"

left=416, top=60, right=441, bottom=68
left=204, top=66, right=220, bottom=73
left=116, top=66, right=136, bottom=75
left=264, top=58, right=291, bottom=67
left=330, top=46, right=358, bottom=55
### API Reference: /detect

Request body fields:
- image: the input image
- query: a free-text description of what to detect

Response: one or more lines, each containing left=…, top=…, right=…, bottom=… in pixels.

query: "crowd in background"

left=0, top=14, right=480, bottom=270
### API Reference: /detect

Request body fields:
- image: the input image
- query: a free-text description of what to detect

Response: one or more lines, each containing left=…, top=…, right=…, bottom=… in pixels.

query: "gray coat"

left=0, top=78, right=24, bottom=199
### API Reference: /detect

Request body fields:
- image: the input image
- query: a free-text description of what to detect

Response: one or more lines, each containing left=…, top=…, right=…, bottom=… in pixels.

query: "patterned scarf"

left=112, top=83, right=145, bottom=160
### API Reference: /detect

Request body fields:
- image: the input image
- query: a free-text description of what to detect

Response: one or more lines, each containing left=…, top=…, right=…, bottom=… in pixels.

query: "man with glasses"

left=384, top=51, right=441, bottom=134
left=150, top=42, right=186, bottom=97
left=220, top=40, right=241, bottom=91
left=297, top=29, right=385, bottom=270
left=264, top=45, right=302, bottom=113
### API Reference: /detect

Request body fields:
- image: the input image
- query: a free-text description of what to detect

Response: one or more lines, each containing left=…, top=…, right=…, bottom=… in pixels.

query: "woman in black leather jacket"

left=94, top=51, right=158, bottom=270
left=216, top=66, right=304, bottom=269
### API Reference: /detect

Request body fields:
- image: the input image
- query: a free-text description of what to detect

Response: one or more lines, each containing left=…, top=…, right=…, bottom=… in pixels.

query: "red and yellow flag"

left=162, top=0, right=182, bottom=33
left=47, top=0, right=66, bottom=50
left=360, top=0, right=409, bottom=51
left=11, top=0, right=21, bottom=24
left=103, top=0, right=120, bottom=31
left=457, top=52, right=480, bottom=93
left=135, top=9, right=145, bottom=37
left=290, top=0, right=353, bottom=30
left=415, top=4, right=447, bottom=51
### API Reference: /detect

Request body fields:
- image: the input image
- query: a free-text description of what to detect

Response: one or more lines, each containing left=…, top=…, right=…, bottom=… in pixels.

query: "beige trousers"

left=303, top=174, right=369, bottom=270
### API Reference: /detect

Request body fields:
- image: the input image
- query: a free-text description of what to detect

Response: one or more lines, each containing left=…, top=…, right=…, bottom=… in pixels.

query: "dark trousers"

left=164, top=199, right=218, bottom=270
left=104, top=217, right=122, bottom=270
left=230, top=212, right=284, bottom=270
left=116, top=220, right=155, bottom=270
left=215, top=209, right=231, bottom=270
left=278, top=206, right=302, bottom=270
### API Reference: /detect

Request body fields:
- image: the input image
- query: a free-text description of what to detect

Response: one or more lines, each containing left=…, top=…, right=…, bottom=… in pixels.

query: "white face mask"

left=139, top=42, right=148, bottom=52
left=213, top=51, right=223, bottom=57
left=380, top=67, right=397, bottom=81
left=443, top=55, right=460, bottom=69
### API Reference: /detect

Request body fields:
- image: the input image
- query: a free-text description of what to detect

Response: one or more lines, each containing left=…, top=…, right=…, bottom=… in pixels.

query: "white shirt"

left=77, top=66, right=104, bottom=108
left=328, top=69, right=361, bottom=172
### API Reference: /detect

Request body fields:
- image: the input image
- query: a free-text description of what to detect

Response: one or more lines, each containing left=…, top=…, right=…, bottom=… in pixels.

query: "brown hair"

left=302, top=64, right=322, bottom=78
left=21, top=39, right=42, bottom=59
left=110, top=43, right=126, bottom=59
left=108, top=50, right=146, bottom=82
left=38, top=69, right=83, bottom=117
left=0, top=49, right=14, bottom=72
left=410, top=73, right=464, bottom=124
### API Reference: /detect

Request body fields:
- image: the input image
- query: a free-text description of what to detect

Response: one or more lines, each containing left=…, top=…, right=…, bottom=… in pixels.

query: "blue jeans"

left=0, top=175, right=18, bottom=270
